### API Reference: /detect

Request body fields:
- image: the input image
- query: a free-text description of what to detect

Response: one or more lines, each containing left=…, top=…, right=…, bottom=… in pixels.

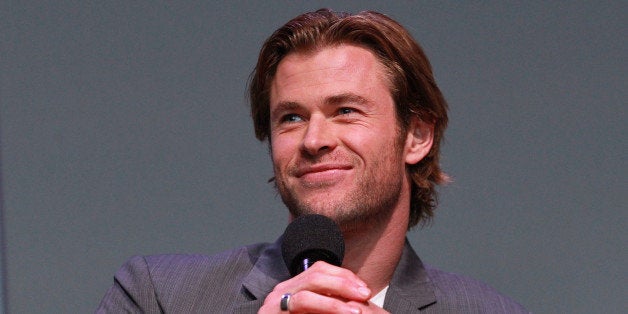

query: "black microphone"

left=281, top=214, right=345, bottom=277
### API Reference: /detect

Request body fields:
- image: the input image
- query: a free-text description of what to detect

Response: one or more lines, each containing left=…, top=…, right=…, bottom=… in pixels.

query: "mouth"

left=294, top=164, right=353, bottom=178
left=293, top=164, right=353, bottom=185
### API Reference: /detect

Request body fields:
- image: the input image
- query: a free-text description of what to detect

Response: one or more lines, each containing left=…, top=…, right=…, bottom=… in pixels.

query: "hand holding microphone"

left=258, top=215, right=388, bottom=314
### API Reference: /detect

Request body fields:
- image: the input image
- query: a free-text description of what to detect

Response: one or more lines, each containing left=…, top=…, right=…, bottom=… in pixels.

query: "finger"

left=288, top=290, right=362, bottom=314
left=278, top=262, right=371, bottom=302
left=307, top=261, right=365, bottom=281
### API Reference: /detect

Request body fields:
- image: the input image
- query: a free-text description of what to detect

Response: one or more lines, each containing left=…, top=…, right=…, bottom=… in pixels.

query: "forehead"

left=270, top=44, right=392, bottom=103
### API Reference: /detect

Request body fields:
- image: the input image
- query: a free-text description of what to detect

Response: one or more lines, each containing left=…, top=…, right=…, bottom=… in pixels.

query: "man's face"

left=269, top=44, right=414, bottom=227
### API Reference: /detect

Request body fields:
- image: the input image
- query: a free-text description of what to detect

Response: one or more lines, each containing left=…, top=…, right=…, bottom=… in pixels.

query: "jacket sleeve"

left=95, top=256, right=162, bottom=314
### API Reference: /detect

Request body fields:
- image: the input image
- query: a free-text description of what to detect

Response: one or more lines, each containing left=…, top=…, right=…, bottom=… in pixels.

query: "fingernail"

left=357, top=286, right=371, bottom=297
left=350, top=307, right=361, bottom=314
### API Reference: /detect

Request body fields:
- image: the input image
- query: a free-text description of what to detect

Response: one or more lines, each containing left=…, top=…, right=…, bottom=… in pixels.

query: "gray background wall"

left=1, top=1, right=625, bottom=313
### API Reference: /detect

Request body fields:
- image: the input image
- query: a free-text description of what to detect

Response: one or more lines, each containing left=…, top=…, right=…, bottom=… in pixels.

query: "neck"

left=340, top=200, right=409, bottom=294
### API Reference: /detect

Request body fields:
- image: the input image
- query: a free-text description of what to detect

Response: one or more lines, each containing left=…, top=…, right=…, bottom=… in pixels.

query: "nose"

left=301, top=115, right=337, bottom=156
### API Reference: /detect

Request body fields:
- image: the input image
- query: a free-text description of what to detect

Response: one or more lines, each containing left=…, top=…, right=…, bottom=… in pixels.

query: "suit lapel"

left=236, top=238, right=290, bottom=311
left=383, top=239, right=437, bottom=312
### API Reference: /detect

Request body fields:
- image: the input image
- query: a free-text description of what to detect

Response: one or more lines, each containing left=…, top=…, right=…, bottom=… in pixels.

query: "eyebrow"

left=271, top=93, right=372, bottom=119
left=325, top=93, right=370, bottom=107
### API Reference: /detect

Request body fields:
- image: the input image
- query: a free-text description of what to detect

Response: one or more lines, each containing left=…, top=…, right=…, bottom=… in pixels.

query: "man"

left=98, top=9, right=528, bottom=313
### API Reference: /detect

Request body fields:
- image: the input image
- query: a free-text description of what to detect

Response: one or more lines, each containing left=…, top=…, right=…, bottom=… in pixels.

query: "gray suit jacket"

left=97, top=239, right=528, bottom=313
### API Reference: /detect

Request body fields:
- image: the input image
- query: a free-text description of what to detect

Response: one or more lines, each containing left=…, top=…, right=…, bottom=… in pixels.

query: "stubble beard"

left=274, top=143, right=406, bottom=232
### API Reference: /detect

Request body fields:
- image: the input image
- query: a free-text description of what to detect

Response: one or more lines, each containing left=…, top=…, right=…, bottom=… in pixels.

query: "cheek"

left=340, top=127, right=387, bottom=155
left=270, top=135, right=299, bottom=165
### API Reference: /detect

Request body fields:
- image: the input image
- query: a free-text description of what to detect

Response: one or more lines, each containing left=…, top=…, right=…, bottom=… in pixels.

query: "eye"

left=281, top=113, right=303, bottom=123
left=338, top=107, right=355, bottom=115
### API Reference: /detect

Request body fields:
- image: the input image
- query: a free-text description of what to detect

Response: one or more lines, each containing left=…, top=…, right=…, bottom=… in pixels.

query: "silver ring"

left=280, top=293, right=292, bottom=311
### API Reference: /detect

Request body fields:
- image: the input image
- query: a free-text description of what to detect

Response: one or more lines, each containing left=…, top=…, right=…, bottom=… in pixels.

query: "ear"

left=404, top=117, right=434, bottom=165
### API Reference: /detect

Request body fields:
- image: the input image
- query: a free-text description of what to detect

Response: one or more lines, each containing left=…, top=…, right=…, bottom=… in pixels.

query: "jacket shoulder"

left=97, top=243, right=271, bottom=313
left=143, top=242, right=267, bottom=276
left=425, top=265, right=529, bottom=313
left=144, top=243, right=270, bottom=298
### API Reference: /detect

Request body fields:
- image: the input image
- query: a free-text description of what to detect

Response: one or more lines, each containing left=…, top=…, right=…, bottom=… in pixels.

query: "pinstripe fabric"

left=97, top=239, right=528, bottom=313
left=384, top=240, right=530, bottom=313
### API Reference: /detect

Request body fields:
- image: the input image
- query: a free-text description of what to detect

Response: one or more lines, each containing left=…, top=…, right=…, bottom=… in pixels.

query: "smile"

left=294, top=164, right=352, bottom=185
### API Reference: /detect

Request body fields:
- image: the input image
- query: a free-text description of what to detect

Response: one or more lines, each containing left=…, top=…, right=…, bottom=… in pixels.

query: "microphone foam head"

left=281, top=214, right=345, bottom=277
